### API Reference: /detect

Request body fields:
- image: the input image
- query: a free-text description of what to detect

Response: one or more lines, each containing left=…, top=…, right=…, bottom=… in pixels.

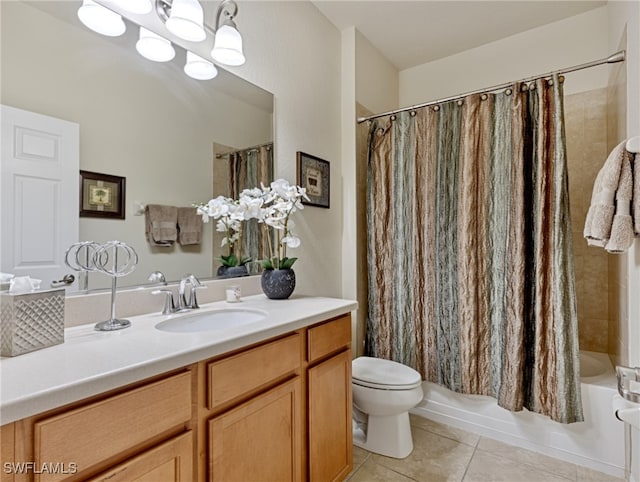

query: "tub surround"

left=0, top=294, right=357, bottom=424
left=412, top=351, right=624, bottom=478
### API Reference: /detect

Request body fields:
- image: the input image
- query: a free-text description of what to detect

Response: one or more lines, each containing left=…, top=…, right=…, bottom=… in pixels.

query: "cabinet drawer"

left=87, top=431, right=193, bottom=482
left=207, top=333, right=301, bottom=410
left=307, top=315, right=351, bottom=363
left=34, top=371, right=192, bottom=482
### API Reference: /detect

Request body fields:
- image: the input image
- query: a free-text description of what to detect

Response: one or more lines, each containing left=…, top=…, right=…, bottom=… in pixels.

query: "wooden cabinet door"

left=209, top=378, right=302, bottom=482
left=308, top=350, right=352, bottom=482
left=87, top=432, right=193, bottom=482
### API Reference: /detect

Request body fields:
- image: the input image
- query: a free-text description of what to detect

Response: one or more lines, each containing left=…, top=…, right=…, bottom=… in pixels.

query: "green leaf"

left=281, top=257, right=297, bottom=269
left=239, top=256, right=253, bottom=266
left=220, top=254, right=238, bottom=267
left=261, top=259, right=274, bottom=270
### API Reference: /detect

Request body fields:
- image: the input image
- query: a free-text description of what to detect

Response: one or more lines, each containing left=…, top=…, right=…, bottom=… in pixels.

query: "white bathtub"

left=411, top=351, right=625, bottom=477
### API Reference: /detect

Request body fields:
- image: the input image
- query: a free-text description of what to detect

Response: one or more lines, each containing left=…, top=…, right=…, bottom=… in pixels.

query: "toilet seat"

left=352, top=356, right=422, bottom=390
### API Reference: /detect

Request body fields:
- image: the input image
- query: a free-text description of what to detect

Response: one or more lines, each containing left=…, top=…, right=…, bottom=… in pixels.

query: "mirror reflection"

left=1, top=1, right=274, bottom=291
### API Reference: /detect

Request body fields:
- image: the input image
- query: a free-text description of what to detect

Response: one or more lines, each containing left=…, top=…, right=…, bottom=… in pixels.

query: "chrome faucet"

left=147, top=270, right=167, bottom=285
left=152, top=274, right=206, bottom=315
left=178, top=274, right=205, bottom=311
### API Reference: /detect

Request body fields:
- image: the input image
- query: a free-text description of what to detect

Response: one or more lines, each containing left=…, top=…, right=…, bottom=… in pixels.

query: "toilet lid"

left=352, top=357, right=422, bottom=390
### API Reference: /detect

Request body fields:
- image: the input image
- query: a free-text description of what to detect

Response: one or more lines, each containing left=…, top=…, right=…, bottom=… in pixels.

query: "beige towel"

left=584, top=141, right=637, bottom=252
left=605, top=158, right=634, bottom=252
left=177, top=207, right=202, bottom=246
left=145, top=204, right=178, bottom=247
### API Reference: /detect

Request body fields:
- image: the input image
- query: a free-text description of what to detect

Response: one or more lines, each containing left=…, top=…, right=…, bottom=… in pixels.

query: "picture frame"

left=296, top=151, right=330, bottom=209
left=79, top=170, right=126, bottom=219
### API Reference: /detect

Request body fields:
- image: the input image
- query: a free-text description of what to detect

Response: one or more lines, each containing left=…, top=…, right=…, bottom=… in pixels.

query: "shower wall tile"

left=579, top=317, right=609, bottom=352
left=565, top=88, right=609, bottom=354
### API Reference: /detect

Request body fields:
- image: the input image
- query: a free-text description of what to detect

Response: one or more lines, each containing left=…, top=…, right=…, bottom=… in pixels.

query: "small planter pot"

left=261, top=269, right=296, bottom=300
left=217, top=265, right=249, bottom=279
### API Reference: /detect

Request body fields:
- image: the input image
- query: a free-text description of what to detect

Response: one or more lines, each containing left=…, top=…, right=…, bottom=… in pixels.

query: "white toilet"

left=352, top=356, right=424, bottom=459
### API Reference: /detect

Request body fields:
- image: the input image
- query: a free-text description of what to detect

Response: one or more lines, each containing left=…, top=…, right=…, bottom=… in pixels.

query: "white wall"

left=608, top=0, right=640, bottom=369
left=355, top=30, right=399, bottom=114
left=1, top=2, right=272, bottom=289
left=607, top=3, right=640, bottom=481
left=2, top=1, right=343, bottom=297
left=338, top=27, right=400, bottom=352
left=222, top=1, right=343, bottom=297
left=399, top=6, right=609, bottom=106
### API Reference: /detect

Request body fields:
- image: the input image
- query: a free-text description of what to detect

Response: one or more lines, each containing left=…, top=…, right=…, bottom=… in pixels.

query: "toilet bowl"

left=352, top=356, right=423, bottom=459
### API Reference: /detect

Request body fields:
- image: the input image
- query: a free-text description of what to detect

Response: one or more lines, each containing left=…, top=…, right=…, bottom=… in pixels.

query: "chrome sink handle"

left=152, top=289, right=176, bottom=315
left=188, top=284, right=207, bottom=309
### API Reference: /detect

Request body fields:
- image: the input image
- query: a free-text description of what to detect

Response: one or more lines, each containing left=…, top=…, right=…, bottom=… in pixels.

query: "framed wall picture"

left=79, top=170, right=126, bottom=219
left=296, top=151, right=330, bottom=208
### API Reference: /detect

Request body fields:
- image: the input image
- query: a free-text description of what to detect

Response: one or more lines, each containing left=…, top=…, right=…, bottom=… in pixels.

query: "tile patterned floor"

left=347, top=414, right=624, bottom=482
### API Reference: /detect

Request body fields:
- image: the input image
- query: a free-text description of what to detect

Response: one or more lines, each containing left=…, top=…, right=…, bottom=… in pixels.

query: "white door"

left=1, top=105, right=79, bottom=290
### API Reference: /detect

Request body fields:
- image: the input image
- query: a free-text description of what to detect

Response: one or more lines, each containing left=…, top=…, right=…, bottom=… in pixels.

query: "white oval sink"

left=155, top=308, right=267, bottom=333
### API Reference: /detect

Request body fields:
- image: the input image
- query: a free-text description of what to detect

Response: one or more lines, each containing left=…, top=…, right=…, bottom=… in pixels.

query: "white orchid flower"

left=299, top=186, right=310, bottom=201
left=270, top=178, right=291, bottom=198
left=265, top=216, right=285, bottom=229
left=196, top=206, right=211, bottom=223
left=240, top=196, right=264, bottom=220
left=241, top=187, right=263, bottom=198
left=281, top=235, right=300, bottom=248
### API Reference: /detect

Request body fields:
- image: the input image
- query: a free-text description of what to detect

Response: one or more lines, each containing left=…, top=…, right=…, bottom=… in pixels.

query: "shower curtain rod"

left=357, top=50, right=626, bottom=124
left=215, top=142, right=273, bottom=159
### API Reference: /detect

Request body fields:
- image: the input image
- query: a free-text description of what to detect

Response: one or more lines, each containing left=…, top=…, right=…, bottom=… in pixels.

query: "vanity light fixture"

left=156, top=0, right=246, bottom=66
left=114, top=0, right=153, bottom=15
left=163, top=0, right=206, bottom=42
left=77, top=0, right=126, bottom=37
left=184, top=51, right=218, bottom=80
left=136, top=27, right=176, bottom=62
left=77, top=0, right=246, bottom=79
left=210, top=0, right=245, bottom=66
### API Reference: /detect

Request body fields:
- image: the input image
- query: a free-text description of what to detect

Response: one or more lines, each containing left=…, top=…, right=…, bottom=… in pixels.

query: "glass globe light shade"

left=77, top=0, right=126, bottom=37
left=136, top=28, right=176, bottom=62
left=211, top=24, right=245, bottom=66
left=184, top=51, right=218, bottom=80
left=165, top=0, right=206, bottom=42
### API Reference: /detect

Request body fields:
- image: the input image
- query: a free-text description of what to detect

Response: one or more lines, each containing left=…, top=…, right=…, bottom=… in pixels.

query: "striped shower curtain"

left=365, top=75, right=583, bottom=423
left=229, top=145, right=274, bottom=261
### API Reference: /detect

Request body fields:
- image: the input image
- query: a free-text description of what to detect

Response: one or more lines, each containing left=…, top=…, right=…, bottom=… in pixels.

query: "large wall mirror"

left=1, top=1, right=274, bottom=291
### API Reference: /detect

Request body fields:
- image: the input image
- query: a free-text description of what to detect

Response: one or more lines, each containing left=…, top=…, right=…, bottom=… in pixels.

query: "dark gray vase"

left=261, top=269, right=296, bottom=300
left=217, top=265, right=249, bottom=279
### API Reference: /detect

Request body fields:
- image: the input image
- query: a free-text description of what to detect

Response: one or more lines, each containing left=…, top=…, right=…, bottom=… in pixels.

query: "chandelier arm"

left=155, top=0, right=237, bottom=35
left=155, top=0, right=171, bottom=22
left=214, top=0, right=238, bottom=30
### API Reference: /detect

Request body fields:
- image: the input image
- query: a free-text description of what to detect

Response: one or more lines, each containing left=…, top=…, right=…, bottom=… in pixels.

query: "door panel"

left=308, top=350, right=352, bottom=482
left=1, top=105, right=79, bottom=289
left=209, top=378, right=302, bottom=482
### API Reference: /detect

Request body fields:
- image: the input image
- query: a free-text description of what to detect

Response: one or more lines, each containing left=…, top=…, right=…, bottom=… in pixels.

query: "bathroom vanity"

left=0, top=296, right=356, bottom=481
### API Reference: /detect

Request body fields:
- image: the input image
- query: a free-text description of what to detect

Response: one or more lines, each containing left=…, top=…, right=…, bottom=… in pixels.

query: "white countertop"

left=0, top=295, right=357, bottom=425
